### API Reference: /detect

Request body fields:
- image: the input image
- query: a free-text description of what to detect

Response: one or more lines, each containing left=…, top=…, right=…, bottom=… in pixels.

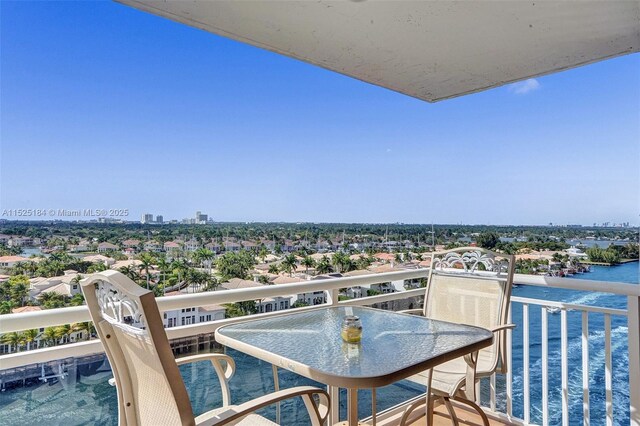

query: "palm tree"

left=302, top=256, right=315, bottom=274
left=71, top=322, right=94, bottom=341
left=355, top=255, right=372, bottom=270
left=54, top=325, right=71, bottom=344
left=156, top=257, right=171, bottom=294
left=185, top=269, right=206, bottom=293
left=1, top=332, right=25, bottom=352
left=45, top=260, right=66, bottom=277
left=43, top=327, right=59, bottom=346
left=0, top=301, right=15, bottom=314
left=26, top=261, right=39, bottom=276
left=223, top=301, right=257, bottom=318
left=341, top=258, right=355, bottom=273
left=23, top=329, right=39, bottom=350
left=171, top=258, right=190, bottom=288
left=11, top=262, right=28, bottom=276
left=331, top=252, right=348, bottom=273
left=69, top=293, right=85, bottom=306
left=138, top=253, right=155, bottom=290
left=268, top=264, right=280, bottom=275
left=316, top=256, right=332, bottom=274
left=49, top=251, right=72, bottom=263
left=87, top=262, right=107, bottom=273
left=203, top=275, right=219, bottom=291
left=38, top=291, right=64, bottom=309
left=11, top=282, right=29, bottom=307
left=119, top=265, right=140, bottom=282
left=193, top=248, right=215, bottom=274
left=280, top=254, right=298, bottom=277
left=258, top=246, right=269, bottom=263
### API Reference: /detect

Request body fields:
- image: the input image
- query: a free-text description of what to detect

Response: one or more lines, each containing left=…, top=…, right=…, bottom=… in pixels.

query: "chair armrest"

left=196, top=386, right=330, bottom=426
left=489, top=324, right=516, bottom=333
left=176, top=354, right=235, bottom=406
left=462, top=350, right=479, bottom=400
left=398, top=309, right=424, bottom=316
left=490, top=324, right=515, bottom=374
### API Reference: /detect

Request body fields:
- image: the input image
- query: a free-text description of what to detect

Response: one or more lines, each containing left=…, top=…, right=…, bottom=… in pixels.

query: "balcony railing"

left=1, top=269, right=638, bottom=425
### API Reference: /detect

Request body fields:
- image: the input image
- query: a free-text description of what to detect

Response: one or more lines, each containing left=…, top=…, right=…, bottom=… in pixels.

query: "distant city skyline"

left=0, top=213, right=636, bottom=228
left=1, top=2, right=639, bottom=225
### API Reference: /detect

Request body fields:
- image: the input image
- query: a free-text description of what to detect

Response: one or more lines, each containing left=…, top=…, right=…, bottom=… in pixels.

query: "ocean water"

left=508, top=261, right=638, bottom=425
left=0, top=262, right=637, bottom=425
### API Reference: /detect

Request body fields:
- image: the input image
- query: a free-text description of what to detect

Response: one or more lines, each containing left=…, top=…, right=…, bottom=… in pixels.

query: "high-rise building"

left=141, top=213, right=154, bottom=224
left=156, top=215, right=163, bottom=224
left=196, top=211, right=208, bottom=224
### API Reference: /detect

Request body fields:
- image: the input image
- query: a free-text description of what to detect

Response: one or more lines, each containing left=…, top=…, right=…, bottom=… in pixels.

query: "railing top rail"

left=512, top=296, right=628, bottom=316
left=513, top=273, right=639, bottom=296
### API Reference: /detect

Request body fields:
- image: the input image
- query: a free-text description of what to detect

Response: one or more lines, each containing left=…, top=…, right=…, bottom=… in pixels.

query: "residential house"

left=110, top=259, right=143, bottom=270
left=224, top=242, right=241, bottom=252
left=163, top=304, right=226, bottom=328
left=164, top=241, right=181, bottom=254
left=70, top=240, right=92, bottom=252
left=260, top=240, right=276, bottom=251
left=205, top=241, right=222, bottom=253
left=122, top=239, right=141, bottom=249
left=82, top=254, right=115, bottom=267
left=28, top=271, right=84, bottom=301
left=314, top=240, right=331, bottom=252
left=241, top=241, right=258, bottom=251
left=281, top=240, right=296, bottom=253
left=0, top=255, right=29, bottom=269
left=273, top=275, right=327, bottom=306
left=144, top=240, right=163, bottom=253
left=97, top=242, right=118, bottom=253
left=183, top=239, right=201, bottom=252
left=220, top=278, right=293, bottom=313
left=8, top=236, right=35, bottom=247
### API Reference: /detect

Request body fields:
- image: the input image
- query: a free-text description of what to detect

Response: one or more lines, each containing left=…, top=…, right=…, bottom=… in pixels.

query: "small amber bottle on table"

left=341, top=315, right=363, bottom=343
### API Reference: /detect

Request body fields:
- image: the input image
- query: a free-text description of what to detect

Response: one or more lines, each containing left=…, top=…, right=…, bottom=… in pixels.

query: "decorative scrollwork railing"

left=95, top=280, right=146, bottom=327
left=432, top=249, right=509, bottom=274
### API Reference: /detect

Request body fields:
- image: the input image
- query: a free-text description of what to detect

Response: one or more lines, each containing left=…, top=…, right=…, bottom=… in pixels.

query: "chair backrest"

left=424, top=247, right=515, bottom=373
left=82, top=270, right=195, bottom=426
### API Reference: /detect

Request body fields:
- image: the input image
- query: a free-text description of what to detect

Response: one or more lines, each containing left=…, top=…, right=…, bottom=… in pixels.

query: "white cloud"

left=508, top=78, right=541, bottom=95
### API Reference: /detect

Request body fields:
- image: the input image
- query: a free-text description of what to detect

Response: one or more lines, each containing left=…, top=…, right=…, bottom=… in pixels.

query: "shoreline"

left=580, top=259, right=638, bottom=266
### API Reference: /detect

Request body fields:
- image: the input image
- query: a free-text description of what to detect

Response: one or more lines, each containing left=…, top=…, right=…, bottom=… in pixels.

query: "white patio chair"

left=400, top=247, right=515, bottom=425
left=81, top=270, right=329, bottom=426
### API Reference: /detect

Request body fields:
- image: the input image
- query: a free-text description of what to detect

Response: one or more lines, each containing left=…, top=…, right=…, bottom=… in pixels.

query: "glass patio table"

left=215, top=306, right=493, bottom=425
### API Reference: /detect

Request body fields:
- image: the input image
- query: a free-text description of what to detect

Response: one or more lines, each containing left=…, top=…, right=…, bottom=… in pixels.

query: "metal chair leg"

left=399, top=397, right=425, bottom=425
left=452, top=396, right=490, bottom=426
left=425, top=392, right=435, bottom=426
left=442, top=397, right=460, bottom=426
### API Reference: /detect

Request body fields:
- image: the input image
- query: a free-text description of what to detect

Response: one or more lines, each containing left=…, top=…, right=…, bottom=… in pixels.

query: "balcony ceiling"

left=117, top=0, right=640, bottom=102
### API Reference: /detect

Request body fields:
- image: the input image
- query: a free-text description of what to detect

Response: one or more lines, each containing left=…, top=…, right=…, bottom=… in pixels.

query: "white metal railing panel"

left=604, top=314, right=613, bottom=426
left=506, top=307, right=513, bottom=417
left=582, top=311, right=590, bottom=426
left=561, top=309, right=569, bottom=426
left=522, top=303, right=531, bottom=424
left=541, top=306, right=549, bottom=426
left=628, top=295, right=640, bottom=426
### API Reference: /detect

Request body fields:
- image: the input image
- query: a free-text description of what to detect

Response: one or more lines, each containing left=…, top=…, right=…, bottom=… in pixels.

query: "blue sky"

left=1, top=1, right=639, bottom=225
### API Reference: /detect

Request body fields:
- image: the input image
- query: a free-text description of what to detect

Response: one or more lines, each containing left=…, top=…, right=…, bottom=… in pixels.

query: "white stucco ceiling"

left=117, top=0, right=640, bottom=102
